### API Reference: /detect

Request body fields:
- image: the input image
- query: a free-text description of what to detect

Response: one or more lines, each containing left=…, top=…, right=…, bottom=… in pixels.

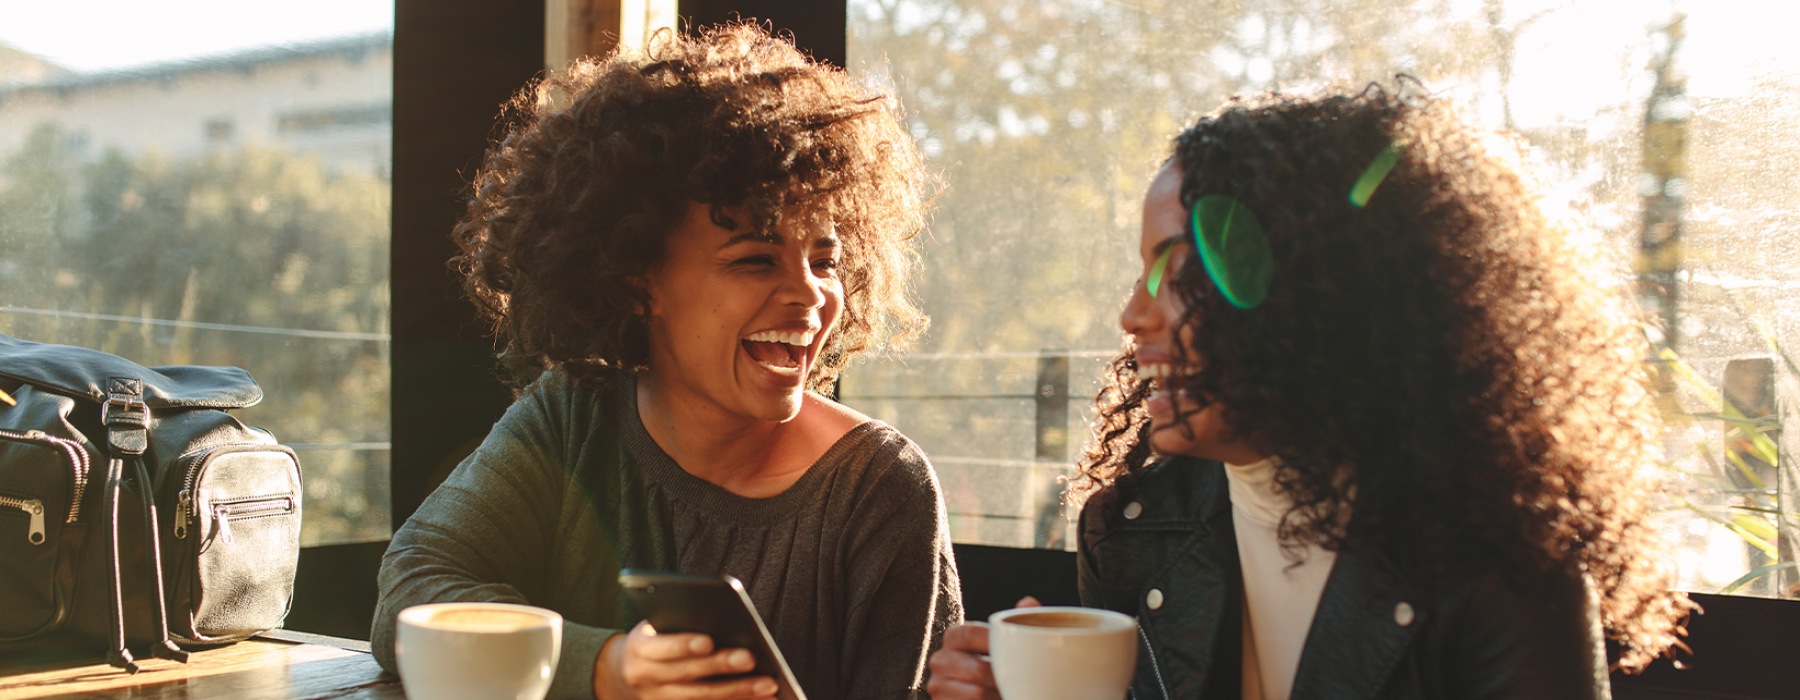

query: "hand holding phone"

left=617, top=570, right=808, bottom=700
left=598, top=620, right=775, bottom=700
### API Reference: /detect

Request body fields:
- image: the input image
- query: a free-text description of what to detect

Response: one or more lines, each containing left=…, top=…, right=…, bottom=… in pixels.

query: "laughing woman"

left=372, top=24, right=962, bottom=700
left=929, top=85, right=1692, bottom=699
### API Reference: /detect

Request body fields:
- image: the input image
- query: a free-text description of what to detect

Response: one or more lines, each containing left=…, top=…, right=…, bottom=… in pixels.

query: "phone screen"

left=617, top=569, right=808, bottom=700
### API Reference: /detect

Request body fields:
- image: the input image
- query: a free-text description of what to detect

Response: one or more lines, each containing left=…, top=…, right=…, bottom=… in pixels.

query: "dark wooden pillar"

left=677, top=0, right=846, bottom=66
left=390, top=0, right=544, bottom=528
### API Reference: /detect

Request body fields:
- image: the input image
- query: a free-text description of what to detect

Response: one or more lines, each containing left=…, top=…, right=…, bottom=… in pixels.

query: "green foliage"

left=0, top=123, right=391, bottom=545
left=1659, top=348, right=1792, bottom=596
left=851, top=0, right=1498, bottom=356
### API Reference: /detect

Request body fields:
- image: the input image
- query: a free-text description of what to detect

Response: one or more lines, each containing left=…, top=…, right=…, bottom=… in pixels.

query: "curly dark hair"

left=1073, top=84, right=1692, bottom=671
left=451, top=23, right=930, bottom=391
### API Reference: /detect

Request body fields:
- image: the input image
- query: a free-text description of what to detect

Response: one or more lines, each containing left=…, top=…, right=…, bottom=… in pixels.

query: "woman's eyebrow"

left=719, top=230, right=781, bottom=249
left=1150, top=235, right=1185, bottom=257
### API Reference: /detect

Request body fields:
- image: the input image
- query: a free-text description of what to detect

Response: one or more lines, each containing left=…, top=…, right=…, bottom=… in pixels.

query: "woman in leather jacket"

left=928, top=85, right=1693, bottom=699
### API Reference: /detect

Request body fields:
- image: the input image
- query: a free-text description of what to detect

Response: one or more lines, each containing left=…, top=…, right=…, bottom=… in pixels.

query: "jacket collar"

left=1290, top=546, right=1424, bottom=700
left=1133, top=458, right=1423, bottom=700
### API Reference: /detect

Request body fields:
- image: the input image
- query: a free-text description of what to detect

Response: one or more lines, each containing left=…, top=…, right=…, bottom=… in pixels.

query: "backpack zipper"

left=172, top=446, right=298, bottom=540
left=207, top=495, right=295, bottom=545
left=0, top=429, right=89, bottom=525
left=0, top=494, right=46, bottom=545
left=172, top=449, right=214, bottom=539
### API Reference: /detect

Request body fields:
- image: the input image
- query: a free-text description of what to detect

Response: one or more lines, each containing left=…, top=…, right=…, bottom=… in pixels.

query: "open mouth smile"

left=742, top=328, right=817, bottom=378
left=1138, top=361, right=1177, bottom=394
left=1137, top=360, right=1194, bottom=423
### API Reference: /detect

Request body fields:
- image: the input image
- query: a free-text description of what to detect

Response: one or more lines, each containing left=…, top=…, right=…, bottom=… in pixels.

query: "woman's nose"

left=1120, top=280, right=1157, bottom=337
left=779, top=261, right=828, bottom=309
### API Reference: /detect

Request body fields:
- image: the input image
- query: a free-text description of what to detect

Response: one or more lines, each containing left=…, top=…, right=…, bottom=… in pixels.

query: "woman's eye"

left=812, top=257, right=840, bottom=272
left=733, top=255, right=776, bottom=267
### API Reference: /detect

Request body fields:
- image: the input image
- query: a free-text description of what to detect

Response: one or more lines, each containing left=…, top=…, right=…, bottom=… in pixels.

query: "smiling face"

left=1120, top=162, right=1266, bottom=464
left=641, top=202, right=843, bottom=424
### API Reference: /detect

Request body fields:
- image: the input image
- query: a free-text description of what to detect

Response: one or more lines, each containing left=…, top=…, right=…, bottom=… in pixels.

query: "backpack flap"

left=0, top=334, right=262, bottom=411
left=0, top=334, right=299, bottom=663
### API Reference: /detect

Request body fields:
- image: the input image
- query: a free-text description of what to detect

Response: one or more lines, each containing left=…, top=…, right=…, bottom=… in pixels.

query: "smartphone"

left=617, top=569, right=808, bottom=700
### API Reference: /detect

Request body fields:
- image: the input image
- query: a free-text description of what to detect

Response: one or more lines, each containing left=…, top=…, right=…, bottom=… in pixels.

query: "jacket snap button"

left=1146, top=588, right=1165, bottom=610
left=1394, top=601, right=1415, bottom=627
left=1123, top=501, right=1144, bottom=520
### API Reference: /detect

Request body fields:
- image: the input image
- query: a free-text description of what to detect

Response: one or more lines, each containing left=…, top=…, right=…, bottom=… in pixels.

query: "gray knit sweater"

left=372, top=372, right=963, bottom=699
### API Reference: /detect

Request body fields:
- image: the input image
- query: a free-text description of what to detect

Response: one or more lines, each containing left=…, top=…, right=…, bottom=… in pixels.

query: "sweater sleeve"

left=840, top=437, right=965, bottom=700
left=370, top=376, right=621, bottom=700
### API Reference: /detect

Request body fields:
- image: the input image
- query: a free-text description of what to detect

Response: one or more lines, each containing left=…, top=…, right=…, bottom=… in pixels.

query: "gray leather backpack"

left=0, top=333, right=302, bottom=672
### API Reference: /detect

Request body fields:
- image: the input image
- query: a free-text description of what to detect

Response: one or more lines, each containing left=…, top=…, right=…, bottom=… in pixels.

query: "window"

left=845, top=0, right=1800, bottom=599
left=0, top=3, right=394, bottom=546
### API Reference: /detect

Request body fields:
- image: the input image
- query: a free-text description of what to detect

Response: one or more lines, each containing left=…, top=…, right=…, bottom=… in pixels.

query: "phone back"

left=618, top=570, right=807, bottom=700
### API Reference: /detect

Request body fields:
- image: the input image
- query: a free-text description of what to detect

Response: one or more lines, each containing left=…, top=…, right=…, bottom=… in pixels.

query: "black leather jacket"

left=1076, top=457, right=1611, bottom=700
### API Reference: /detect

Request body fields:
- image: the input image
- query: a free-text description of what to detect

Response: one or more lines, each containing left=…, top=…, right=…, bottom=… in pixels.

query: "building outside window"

left=0, top=3, right=394, bottom=546
left=845, top=0, right=1800, bottom=599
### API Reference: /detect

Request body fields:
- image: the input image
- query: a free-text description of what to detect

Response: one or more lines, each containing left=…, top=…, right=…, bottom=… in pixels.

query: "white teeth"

left=1139, top=363, right=1173, bottom=380
left=752, top=358, right=803, bottom=375
left=744, top=329, right=815, bottom=346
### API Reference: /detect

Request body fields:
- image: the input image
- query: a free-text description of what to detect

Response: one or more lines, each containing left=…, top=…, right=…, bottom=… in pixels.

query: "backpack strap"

left=100, top=378, right=187, bottom=672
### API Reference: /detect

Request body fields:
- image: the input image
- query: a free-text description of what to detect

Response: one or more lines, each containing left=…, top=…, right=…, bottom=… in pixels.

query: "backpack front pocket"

left=0, top=429, right=89, bottom=640
left=166, top=445, right=302, bottom=644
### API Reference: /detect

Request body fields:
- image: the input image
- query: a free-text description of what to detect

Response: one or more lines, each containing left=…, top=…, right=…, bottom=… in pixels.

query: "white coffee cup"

left=987, top=606, right=1138, bottom=700
left=396, top=602, right=563, bottom=700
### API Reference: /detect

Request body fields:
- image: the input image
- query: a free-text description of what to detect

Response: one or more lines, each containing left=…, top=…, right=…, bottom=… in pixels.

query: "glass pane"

left=0, top=2, right=394, bottom=545
left=846, top=0, right=1800, bottom=601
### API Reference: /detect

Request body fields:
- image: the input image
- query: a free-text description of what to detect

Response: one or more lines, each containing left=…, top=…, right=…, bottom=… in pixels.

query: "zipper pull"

left=5, top=498, right=47, bottom=545
left=1, top=497, right=46, bottom=545
left=212, top=504, right=235, bottom=545
left=25, top=500, right=45, bottom=545
left=174, top=490, right=192, bottom=539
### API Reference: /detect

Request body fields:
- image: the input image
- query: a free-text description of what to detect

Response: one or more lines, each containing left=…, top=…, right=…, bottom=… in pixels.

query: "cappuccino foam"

left=423, top=608, right=550, bottom=633
left=1005, top=611, right=1107, bottom=629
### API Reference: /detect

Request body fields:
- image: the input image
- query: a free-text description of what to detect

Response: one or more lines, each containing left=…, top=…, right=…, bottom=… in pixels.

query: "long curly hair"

left=1074, top=84, right=1692, bottom=670
left=451, top=23, right=930, bottom=391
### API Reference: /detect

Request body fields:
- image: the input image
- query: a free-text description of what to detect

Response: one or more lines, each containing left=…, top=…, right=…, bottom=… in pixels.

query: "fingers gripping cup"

left=396, top=602, right=563, bottom=700
left=988, top=607, right=1138, bottom=700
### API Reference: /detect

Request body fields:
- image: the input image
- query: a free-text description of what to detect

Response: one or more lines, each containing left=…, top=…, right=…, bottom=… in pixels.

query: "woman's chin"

left=1146, top=420, right=1195, bottom=456
left=745, top=387, right=806, bottom=424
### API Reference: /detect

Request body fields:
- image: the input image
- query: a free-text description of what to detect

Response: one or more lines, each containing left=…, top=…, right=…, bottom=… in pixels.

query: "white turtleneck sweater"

left=1226, top=458, right=1336, bottom=700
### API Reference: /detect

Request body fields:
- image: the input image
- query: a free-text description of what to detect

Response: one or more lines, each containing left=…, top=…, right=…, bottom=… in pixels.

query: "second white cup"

left=988, top=606, right=1138, bottom=700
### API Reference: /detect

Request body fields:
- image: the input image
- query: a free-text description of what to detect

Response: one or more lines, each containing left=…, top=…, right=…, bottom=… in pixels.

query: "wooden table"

left=0, top=630, right=402, bottom=699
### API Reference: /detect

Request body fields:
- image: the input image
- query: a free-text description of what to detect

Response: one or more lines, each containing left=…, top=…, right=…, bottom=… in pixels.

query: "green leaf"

left=1724, top=504, right=1800, bottom=519
left=1721, top=561, right=1798, bottom=595
left=1682, top=413, right=1780, bottom=430
left=1725, top=450, right=1771, bottom=490
left=1681, top=501, right=1779, bottom=556
left=1747, top=431, right=1780, bottom=467
left=1729, top=512, right=1779, bottom=547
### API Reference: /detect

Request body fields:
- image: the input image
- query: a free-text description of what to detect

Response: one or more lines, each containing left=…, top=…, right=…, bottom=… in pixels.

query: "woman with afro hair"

left=929, top=85, right=1692, bottom=699
left=373, top=24, right=961, bottom=700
